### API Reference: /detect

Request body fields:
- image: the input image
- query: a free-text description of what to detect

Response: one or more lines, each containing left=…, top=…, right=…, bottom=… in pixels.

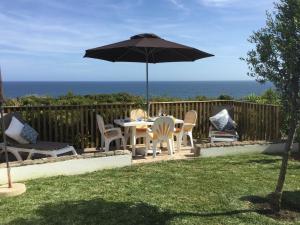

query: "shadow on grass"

left=247, top=158, right=282, bottom=164
left=241, top=191, right=300, bottom=221
left=226, top=159, right=281, bottom=167
left=282, top=191, right=300, bottom=212
left=7, top=198, right=262, bottom=225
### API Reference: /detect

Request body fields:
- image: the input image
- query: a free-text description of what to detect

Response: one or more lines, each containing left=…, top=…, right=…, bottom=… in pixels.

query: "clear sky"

left=0, top=0, right=275, bottom=81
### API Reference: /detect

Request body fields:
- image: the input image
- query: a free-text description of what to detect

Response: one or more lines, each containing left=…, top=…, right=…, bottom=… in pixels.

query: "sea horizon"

left=3, top=80, right=273, bottom=99
left=3, top=80, right=258, bottom=82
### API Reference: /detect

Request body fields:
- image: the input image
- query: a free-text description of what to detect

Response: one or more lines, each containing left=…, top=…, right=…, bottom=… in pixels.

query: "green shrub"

left=243, top=89, right=280, bottom=105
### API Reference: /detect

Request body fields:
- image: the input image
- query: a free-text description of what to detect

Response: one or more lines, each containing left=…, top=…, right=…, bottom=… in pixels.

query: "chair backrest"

left=96, top=114, right=106, bottom=136
left=211, top=105, right=234, bottom=119
left=130, top=109, right=147, bottom=120
left=151, top=116, right=175, bottom=141
left=183, top=110, right=197, bottom=132
left=184, top=110, right=197, bottom=124
left=130, top=109, right=147, bottom=129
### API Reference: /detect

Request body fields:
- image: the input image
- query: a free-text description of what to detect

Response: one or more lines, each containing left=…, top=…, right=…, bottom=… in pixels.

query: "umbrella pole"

left=0, top=68, right=12, bottom=188
left=0, top=68, right=26, bottom=197
left=1, top=104, right=11, bottom=188
left=146, top=60, right=149, bottom=117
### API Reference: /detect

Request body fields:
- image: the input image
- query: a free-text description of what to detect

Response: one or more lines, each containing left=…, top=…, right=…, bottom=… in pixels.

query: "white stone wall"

left=200, top=143, right=299, bottom=157
left=0, top=154, right=132, bottom=184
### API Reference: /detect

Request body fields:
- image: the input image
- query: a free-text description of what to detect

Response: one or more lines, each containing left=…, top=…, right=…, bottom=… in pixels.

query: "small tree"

left=243, top=0, right=300, bottom=212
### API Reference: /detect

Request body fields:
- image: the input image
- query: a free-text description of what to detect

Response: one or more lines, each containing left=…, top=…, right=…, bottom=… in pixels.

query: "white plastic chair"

left=174, top=110, right=197, bottom=150
left=128, top=109, right=148, bottom=144
left=96, top=114, right=125, bottom=152
left=146, top=116, right=175, bottom=158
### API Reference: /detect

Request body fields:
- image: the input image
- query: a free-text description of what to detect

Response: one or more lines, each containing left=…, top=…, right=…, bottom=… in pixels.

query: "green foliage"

left=242, top=0, right=300, bottom=112
left=218, top=94, right=234, bottom=100
left=243, top=89, right=281, bottom=105
left=193, top=95, right=208, bottom=101
left=242, top=0, right=300, bottom=210
left=4, top=92, right=145, bottom=106
left=150, top=95, right=182, bottom=102
left=4, top=89, right=280, bottom=106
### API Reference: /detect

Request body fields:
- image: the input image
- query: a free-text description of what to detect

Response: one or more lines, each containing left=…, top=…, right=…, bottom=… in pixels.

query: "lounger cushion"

left=2, top=112, right=25, bottom=130
left=21, top=123, right=39, bottom=144
left=209, top=109, right=236, bottom=131
left=1, top=112, right=27, bottom=145
left=5, top=116, right=29, bottom=144
left=9, top=141, right=70, bottom=151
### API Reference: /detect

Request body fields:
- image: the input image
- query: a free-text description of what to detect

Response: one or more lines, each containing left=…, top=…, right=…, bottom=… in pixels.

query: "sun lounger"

left=0, top=112, right=77, bottom=161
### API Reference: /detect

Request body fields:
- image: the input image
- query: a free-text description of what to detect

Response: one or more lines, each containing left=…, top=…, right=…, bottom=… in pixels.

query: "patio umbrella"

left=84, top=33, right=214, bottom=114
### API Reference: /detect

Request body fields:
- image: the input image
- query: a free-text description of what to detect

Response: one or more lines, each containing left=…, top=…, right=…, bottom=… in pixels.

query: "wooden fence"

left=3, top=100, right=281, bottom=149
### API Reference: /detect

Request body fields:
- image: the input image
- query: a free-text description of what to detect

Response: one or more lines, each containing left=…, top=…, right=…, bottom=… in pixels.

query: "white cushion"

left=5, top=116, right=29, bottom=144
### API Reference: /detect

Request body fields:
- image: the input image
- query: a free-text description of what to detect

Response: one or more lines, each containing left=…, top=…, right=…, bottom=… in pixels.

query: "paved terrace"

left=84, top=140, right=282, bottom=165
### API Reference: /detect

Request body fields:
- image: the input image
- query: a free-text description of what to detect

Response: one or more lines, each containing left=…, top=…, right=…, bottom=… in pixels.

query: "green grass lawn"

left=1, top=154, right=300, bottom=225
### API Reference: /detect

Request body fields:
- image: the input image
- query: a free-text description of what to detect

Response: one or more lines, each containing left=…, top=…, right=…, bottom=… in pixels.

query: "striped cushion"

left=20, top=123, right=39, bottom=144
left=136, top=127, right=148, bottom=132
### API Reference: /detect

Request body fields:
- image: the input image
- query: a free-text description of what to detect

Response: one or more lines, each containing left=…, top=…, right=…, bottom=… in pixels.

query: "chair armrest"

left=146, top=128, right=152, bottom=133
left=105, top=124, right=114, bottom=129
left=184, top=123, right=196, bottom=126
left=105, top=127, right=121, bottom=133
left=182, top=123, right=195, bottom=132
left=104, top=127, right=123, bottom=138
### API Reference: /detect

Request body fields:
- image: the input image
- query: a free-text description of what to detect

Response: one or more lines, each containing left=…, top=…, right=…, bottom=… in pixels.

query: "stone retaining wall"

left=0, top=150, right=132, bottom=184
left=196, top=141, right=298, bottom=158
left=0, top=150, right=130, bottom=168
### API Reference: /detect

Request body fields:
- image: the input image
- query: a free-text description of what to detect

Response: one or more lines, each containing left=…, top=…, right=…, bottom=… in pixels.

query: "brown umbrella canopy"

left=84, top=33, right=213, bottom=63
left=84, top=33, right=214, bottom=114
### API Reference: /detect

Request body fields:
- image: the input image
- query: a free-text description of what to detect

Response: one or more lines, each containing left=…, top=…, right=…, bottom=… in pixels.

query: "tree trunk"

left=270, top=116, right=298, bottom=212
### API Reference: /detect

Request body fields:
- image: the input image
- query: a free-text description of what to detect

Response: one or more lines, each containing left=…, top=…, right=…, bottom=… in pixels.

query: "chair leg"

left=166, top=139, right=173, bottom=155
left=146, top=137, right=150, bottom=150
left=100, top=136, right=105, bottom=150
left=188, top=132, right=194, bottom=148
left=104, top=140, right=110, bottom=152
left=152, top=141, right=158, bottom=158
left=71, top=147, right=78, bottom=155
left=121, top=137, right=126, bottom=150
left=27, top=152, right=33, bottom=160
left=172, top=140, right=175, bottom=153
left=176, top=134, right=180, bottom=151
left=124, top=127, right=130, bottom=145
left=176, top=133, right=183, bottom=151
left=116, top=139, right=120, bottom=149
left=183, top=134, right=188, bottom=146
left=144, top=145, right=148, bottom=157
left=9, top=149, right=23, bottom=161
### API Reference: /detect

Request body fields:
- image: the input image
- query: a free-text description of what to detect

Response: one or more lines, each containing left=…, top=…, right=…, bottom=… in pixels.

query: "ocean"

left=3, top=81, right=273, bottom=99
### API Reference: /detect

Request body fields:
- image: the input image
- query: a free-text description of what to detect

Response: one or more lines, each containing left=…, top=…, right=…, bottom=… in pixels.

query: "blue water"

left=3, top=81, right=273, bottom=99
